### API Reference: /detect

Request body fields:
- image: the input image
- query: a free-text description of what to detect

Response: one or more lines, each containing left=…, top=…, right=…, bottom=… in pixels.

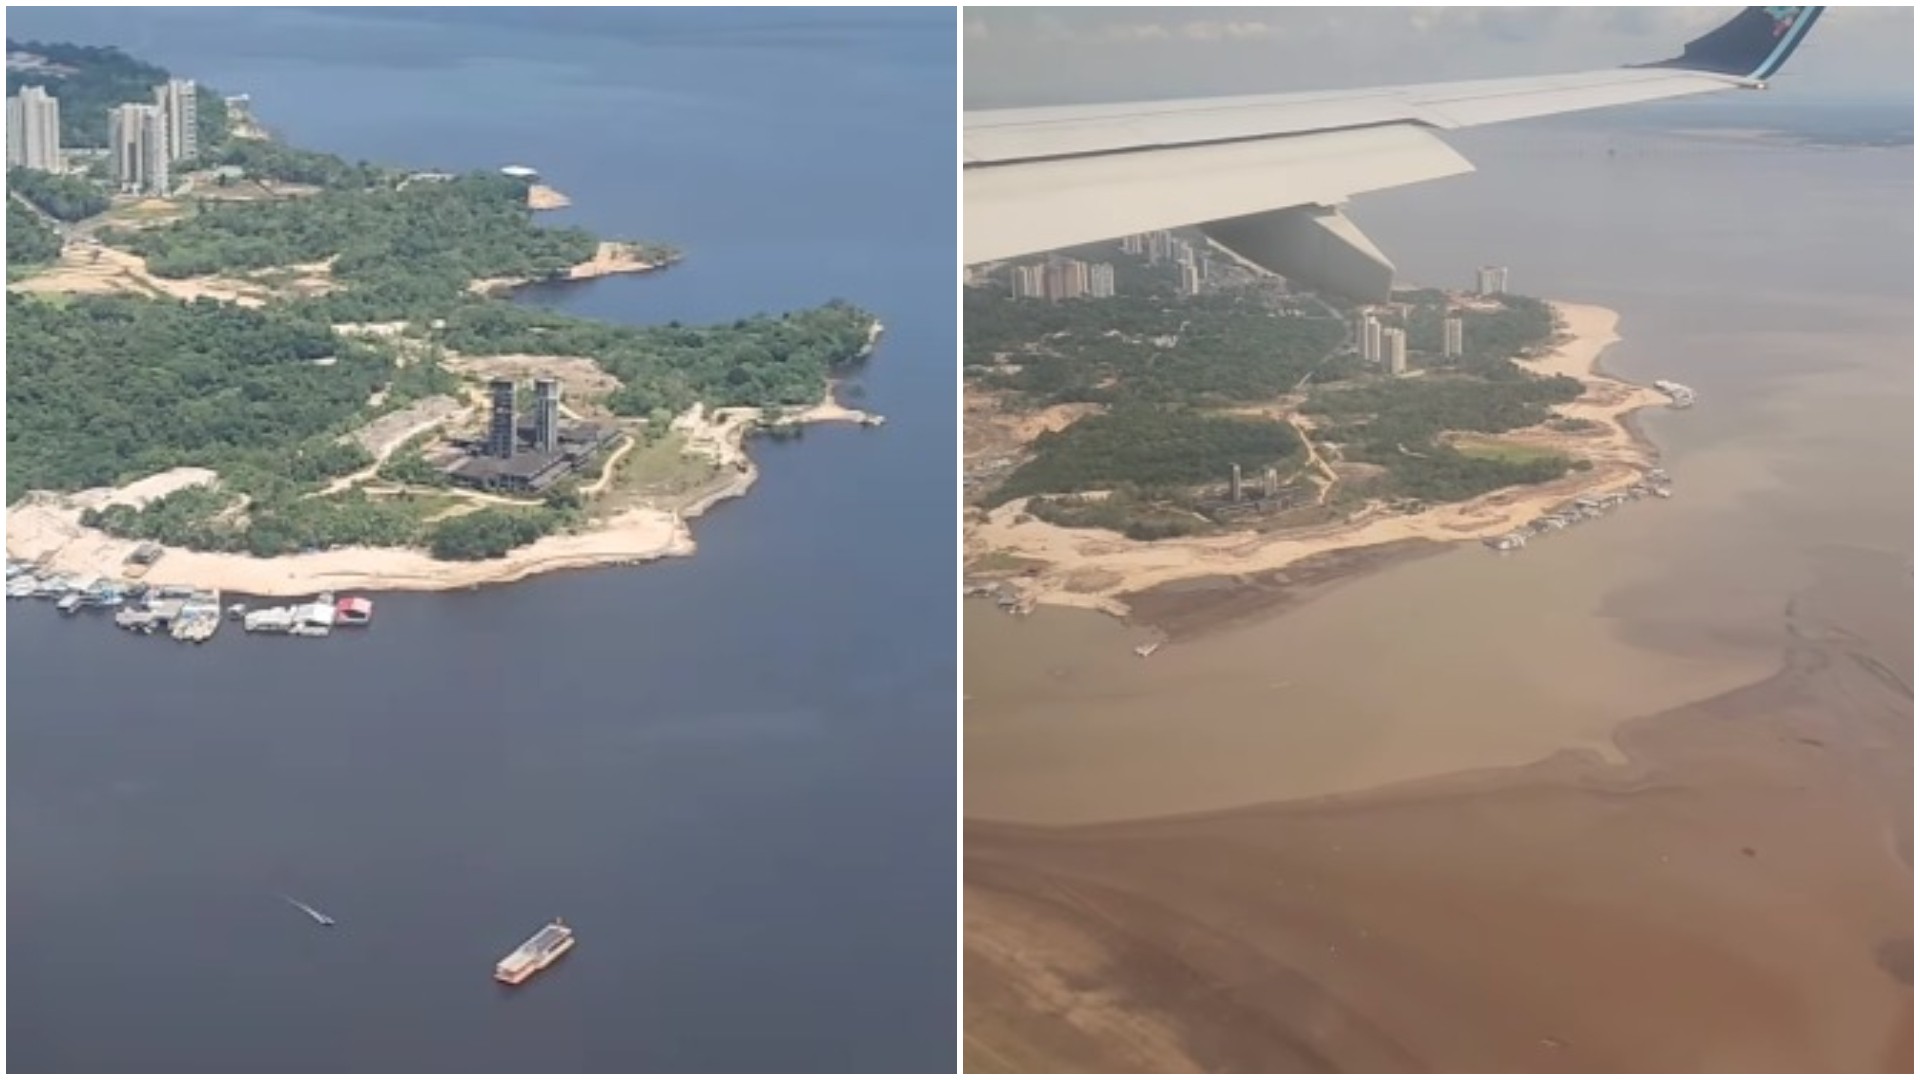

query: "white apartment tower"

left=1362, top=315, right=1382, bottom=363
left=6, top=85, right=62, bottom=171
left=1089, top=262, right=1116, bottom=299
left=1120, top=234, right=1145, bottom=257
left=1383, top=328, right=1408, bottom=375
left=1179, top=260, right=1201, bottom=296
left=1476, top=265, right=1509, bottom=296
left=1010, top=264, right=1046, bottom=300
left=1443, top=316, right=1464, bottom=358
left=1146, top=230, right=1174, bottom=264
left=109, top=103, right=170, bottom=195
left=153, top=78, right=198, bottom=163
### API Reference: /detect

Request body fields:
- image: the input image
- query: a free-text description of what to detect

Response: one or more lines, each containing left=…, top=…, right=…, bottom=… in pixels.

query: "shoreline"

left=964, top=301, right=1667, bottom=626
left=5, top=323, right=887, bottom=598
left=465, top=241, right=678, bottom=297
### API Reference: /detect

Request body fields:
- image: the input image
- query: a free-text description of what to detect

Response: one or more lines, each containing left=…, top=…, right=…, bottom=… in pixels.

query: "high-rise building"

left=1229, top=463, right=1243, bottom=503
left=1120, top=234, right=1145, bottom=257
left=109, top=103, right=169, bottom=195
left=153, top=78, right=198, bottom=164
left=6, top=85, right=61, bottom=171
left=1146, top=230, right=1174, bottom=264
left=1476, top=265, right=1509, bottom=296
left=533, top=378, right=561, bottom=453
left=1045, top=257, right=1090, bottom=302
left=1362, top=316, right=1382, bottom=362
left=1179, top=260, right=1201, bottom=296
left=1089, top=262, right=1116, bottom=299
left=1443, top=316, right=1464, bottom=358
left=1171, top=239, right=1196, bottom=269
left=1010, top=264, right=1046, bottom=299
left=1383, top=327, right=1408, bottom=375
left=487, top=379, right=517, bottom=459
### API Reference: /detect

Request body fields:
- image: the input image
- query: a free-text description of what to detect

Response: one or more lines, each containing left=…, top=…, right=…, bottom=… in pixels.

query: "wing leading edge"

left=965, top=6, right=1825, bottom=296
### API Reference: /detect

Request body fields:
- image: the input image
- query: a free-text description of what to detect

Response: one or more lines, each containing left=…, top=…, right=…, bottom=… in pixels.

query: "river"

left=8, top=9, right=956, bottom=1072
left=967, top=108, right=1912, bottom=823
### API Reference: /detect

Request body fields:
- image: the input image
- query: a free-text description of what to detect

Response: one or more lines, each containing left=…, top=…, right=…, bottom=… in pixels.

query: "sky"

left=963, top=6, right=1915, bottom=108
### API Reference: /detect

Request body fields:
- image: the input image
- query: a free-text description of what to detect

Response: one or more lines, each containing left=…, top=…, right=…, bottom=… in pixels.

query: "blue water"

left=7, top=9, right=956, bottom=1073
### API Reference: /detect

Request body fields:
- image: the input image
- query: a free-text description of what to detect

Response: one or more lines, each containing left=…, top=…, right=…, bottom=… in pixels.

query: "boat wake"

left=279, top=894, right=337, bottom=927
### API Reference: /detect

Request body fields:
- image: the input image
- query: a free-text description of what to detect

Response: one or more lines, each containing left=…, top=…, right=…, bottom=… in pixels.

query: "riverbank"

left=4, top=334, right=888, bottom=598
left=964, top=301, right=1666, bottom=624
left=466, top=241, right=675, bottom=296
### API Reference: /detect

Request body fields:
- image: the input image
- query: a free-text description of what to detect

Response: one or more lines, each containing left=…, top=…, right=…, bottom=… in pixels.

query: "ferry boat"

left=494, top=919, right=575, bottom=985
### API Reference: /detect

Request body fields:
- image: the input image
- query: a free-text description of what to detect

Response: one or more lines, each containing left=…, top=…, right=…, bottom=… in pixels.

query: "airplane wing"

left=964, top=6, right=1825, bottom=298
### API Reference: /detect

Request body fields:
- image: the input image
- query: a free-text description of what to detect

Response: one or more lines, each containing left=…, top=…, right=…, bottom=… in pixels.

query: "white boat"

left=244, top=607, right=296, bottom=633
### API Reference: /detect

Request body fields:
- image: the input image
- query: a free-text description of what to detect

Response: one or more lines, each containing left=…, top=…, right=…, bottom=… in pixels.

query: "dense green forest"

left=205, top=139, right=386, bottom=190
left=1304, top=370, right=1584, bottom=449
left=7, top=199, right=61, bottom=265
left=439, top=299, right=877, bottom=416
left=5, top=39, right=227, bottom=155
left=992, top=406, right=1302, bottom=506
left=103, top=172, right=597, bottom=282
left=967, top=287, right=1348, bottom=407
left=5, top=293, right=384, bottom=499
left=7, top=166, right=109, bottom=220
left=1356, top=446, right=1578, bottom=503
left=1304, top=371, right=1584, bottom=501
left=1025, top=490, right=1213, bottom=541
left=425, top=506, right=569, bottom=560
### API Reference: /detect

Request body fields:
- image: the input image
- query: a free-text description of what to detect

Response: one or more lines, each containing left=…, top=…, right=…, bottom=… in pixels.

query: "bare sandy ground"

left=526, top=183, right=572, bottom=211
left=966, top=553, right=1914, bottom=1073
left=440, top=352, right=625, bottom=402
left=8, top=241, right=336, bottom=307
left=966, top=302, right=1666, bottom=617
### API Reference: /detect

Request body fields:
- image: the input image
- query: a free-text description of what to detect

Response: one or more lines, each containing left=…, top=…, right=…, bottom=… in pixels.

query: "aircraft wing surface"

left=964, top=6, right=1825, bottom=296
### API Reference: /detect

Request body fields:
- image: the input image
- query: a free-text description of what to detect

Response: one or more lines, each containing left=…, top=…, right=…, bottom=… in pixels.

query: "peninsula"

left=6, top=42, right=887, bottom=598
left=963, top=236, right=1673, bottom=624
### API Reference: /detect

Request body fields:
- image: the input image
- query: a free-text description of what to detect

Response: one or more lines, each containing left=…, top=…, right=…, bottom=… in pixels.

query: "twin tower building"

left=108, top=78, right=198, bottom=196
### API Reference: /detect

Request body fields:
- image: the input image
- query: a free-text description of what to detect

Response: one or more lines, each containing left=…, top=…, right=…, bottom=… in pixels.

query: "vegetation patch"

left=992, top=406, right=1303, bottom=506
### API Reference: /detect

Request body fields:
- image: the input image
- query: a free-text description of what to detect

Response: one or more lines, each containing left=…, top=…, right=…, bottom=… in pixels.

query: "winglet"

left=1635, top=6, right=1824, bottom=81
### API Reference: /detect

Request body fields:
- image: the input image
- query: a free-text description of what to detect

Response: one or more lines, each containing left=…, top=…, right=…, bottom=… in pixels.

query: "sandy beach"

left=965, top=302, right=1667, bottom=618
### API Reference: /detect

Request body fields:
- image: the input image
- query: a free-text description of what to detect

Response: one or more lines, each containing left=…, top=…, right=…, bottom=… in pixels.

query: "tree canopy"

left=440, top=299, right=877, bottom=417
left=992, top=406, right=1303, bottom=506
left=5, top=293, right=383, bottom=498
left=7, top=166, right=110, bottom=221
left=7, top=199, right=61, bottom=265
